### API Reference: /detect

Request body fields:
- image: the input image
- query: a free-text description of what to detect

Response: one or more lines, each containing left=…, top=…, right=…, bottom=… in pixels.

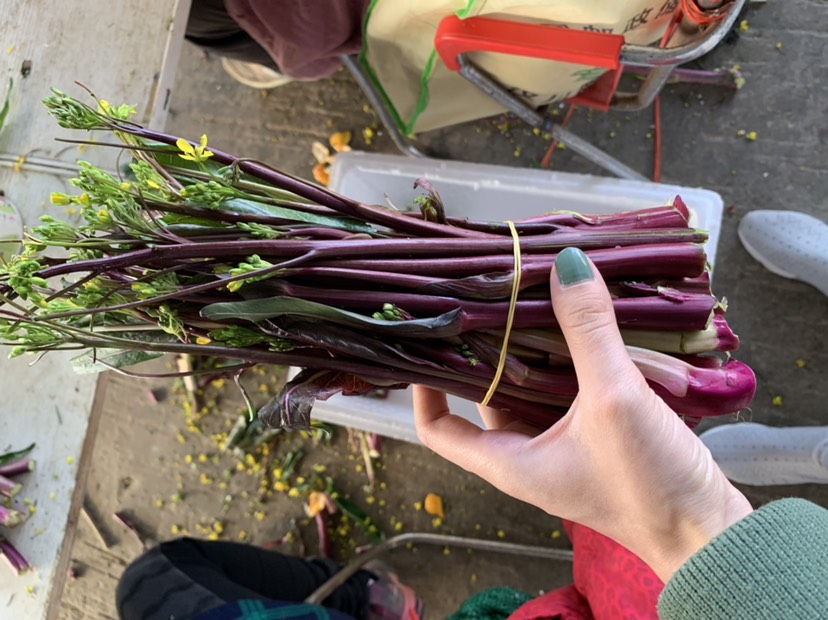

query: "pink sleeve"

left=224, top=0, right=370, bottom=80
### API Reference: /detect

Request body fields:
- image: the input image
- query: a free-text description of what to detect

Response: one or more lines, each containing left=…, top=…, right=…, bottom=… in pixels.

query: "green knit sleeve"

left=658, top=498, right=828, bottom=619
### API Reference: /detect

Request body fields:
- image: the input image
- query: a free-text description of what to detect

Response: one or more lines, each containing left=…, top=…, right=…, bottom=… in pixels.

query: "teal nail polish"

left=556, top=247, right=594, bottom=285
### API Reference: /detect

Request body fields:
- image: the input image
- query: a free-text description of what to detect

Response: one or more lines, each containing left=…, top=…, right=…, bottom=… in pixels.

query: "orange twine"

left=680, top=0, right=731, bottom=26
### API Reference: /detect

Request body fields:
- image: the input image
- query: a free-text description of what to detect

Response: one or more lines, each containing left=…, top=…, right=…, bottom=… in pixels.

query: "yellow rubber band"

left=481, top=220, right=521, bottom=407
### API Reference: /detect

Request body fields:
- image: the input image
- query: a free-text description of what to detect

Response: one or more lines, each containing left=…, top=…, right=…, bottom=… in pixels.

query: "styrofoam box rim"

left=290, top=152, right=724, bottom=444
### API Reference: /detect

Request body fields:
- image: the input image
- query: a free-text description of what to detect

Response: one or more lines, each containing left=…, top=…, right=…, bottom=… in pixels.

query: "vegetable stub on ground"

left=0, top=90, right=756, bottom=432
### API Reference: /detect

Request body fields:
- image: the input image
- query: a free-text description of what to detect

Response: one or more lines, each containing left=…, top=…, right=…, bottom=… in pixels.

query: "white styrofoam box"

left=294, top=152, right=724, bottom=443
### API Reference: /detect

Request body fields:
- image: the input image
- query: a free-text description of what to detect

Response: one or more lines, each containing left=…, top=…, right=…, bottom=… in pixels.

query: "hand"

left=413, top=247, right=753, bottom=582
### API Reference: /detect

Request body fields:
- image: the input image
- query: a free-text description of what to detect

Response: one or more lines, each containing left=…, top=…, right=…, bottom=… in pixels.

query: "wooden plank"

left=0, top=1, right=190, bottom=618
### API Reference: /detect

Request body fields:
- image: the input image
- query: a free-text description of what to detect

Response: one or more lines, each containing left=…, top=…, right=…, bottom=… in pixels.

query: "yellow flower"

left=50, top=193, right=71, bottom=206
left=176, top=134, right=215, bottom=163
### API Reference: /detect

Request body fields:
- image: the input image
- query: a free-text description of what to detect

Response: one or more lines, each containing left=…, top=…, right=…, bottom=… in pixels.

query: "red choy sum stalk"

left=0, top=538, right=30, bottom=575
left=0, top=89, right=756, bottom=433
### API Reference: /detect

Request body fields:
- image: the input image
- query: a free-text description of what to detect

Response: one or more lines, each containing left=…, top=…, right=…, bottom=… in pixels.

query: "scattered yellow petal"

left=775, top=42, right=783, bottom=51
left=208, top=532, right=220, bottom=541
left=239, top=530, right=249, bottom=541
left=394, top=522, right=404, bottom=532
left=795, top=359, right=807, bottom=369
left=470, top=574, right=478, bottom=583
left=312, top=162, right=330, bottom=186
left=196, top=336, right=212, bottom=345
left=497, top=529, right=506, bottom=539
left=66, top=456, right=75, bottom=465
left=288, top=487, right=300, bottom=498
left=155, top=499, right=165, bottom=509
left=551, top=530, right=561, bottom=539
left=171, top=524, right=182, bottom=535
left=413, top=501, right=423, bottom=511
left=254, top=511, right=266, bottom=521
left=746, top=131, right=758, bottom=141
left=307, top=491, right=327, bottom=517
left=176, top=432, right=186, bottom=445
left=739, top=20, right=749, bottom=32
left=329, top=131, right=352, bottom=153
left=7, top=46, right=13, bottom=54
left=736, top=129, right=746, bottom=137
left=312, top=141, right=333, bottom=165
left=772, top=395, right=783, bottom=406
left=431, top=517, right=443, bottom=528
left=213, top=521, right=225, bottom=534
left=424, top=493, right=445, bottom=519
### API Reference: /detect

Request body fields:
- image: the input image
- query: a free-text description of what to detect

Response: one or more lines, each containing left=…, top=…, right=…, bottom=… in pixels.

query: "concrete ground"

left=61, top=1, right=827, bottom=618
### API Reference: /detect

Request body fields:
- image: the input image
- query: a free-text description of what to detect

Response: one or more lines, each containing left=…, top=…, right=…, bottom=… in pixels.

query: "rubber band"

left=481, top=220, right=522, bottom=407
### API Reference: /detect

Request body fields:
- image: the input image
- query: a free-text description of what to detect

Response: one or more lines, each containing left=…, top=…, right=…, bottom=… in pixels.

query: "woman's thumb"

left=550, top=247, right=640, bottom=394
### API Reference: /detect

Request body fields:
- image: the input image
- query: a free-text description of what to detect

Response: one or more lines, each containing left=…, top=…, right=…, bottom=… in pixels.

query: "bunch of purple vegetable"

left=0, top=90, right=755, bottom=433
left=0, top=444, right=35, bottom=575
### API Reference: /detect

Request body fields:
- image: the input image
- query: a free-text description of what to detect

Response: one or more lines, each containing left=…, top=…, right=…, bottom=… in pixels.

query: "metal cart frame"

left=344, top=0, right=746, bottom=181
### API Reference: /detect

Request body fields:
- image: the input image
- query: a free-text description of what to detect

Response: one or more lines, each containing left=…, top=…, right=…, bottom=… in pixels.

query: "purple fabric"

left=224, top=0, right=370, bottom=80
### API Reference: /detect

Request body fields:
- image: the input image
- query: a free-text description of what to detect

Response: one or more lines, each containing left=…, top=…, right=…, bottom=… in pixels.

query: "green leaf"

left=201, top=297, right=464, bottom=339
left=0, top=78, right=12, bottom=135
left=221, top=198, right=376, bottom=234
left=332, top=495, right=385, bottom=542
left=70, top=348, right=165, bottom=374
left=0, top=442, right=34, bottom=467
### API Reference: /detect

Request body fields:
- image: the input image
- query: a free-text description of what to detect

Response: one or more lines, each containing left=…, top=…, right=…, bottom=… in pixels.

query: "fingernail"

left=556, top=247, right=594, bottom=286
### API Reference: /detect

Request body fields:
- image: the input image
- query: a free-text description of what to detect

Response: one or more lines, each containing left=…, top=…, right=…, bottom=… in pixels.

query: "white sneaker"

left=738, top=210, right=828, bottom=299
left=699, top=423, right=828, bottom=485
left=220, top=58, right=293, bottom=89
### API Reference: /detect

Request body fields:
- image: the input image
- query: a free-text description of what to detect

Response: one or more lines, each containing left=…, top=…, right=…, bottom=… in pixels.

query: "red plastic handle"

left=435, top=15, right=624, bottom=72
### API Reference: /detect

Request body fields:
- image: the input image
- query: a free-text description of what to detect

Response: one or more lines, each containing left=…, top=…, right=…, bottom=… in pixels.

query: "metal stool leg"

left=341, top=56, right=428, bottom=159
left=304, top=531, right=573, bottom=605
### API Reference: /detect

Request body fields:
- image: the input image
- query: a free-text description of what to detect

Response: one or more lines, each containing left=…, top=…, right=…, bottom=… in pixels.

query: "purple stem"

left=0, top=505, right=23, bottom=527
left=267, top=280, right=718, bottom=331
left=122, top=125, right=495, bottom=239
left=0, top=459, right=35, bottom=478
left=327, top=243, right=707, bottom=280
left=0, top=474, right=22, bottom=498
left=281, top=245, right=707, bottom=298
left=315, top=513, right=332, bottom=559
left=36, top=229, right=707, bottom=281
left=0, top=538, right=30, bottom=575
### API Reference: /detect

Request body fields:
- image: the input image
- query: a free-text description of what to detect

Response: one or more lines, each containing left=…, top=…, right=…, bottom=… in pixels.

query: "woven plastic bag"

left=361, top=0, right=681, bottom=134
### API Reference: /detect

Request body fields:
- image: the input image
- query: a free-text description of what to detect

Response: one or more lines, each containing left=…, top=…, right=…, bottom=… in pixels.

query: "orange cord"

left=541, top=104, right=576, bottom=169
left=680, top=0, right=731, bottom=26
left=652, top=9, right=684, bottom=182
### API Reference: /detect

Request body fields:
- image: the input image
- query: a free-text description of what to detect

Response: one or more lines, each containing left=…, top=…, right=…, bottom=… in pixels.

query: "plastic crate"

left=295, top=152, right=724, bottom=443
